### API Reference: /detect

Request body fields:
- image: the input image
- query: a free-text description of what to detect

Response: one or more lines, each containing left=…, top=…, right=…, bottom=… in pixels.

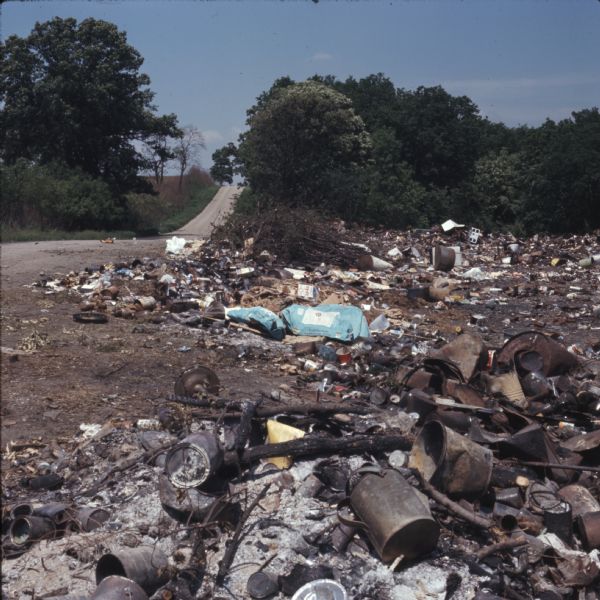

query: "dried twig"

left=414, top=473, right=493, bottom=530
left=216, top=482, right=272, bottom=586
left=476, top=536, right=528, bottom=560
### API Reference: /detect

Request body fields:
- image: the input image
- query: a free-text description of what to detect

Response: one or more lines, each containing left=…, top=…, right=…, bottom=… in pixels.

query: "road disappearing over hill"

left=171, top=185, right=242, bottom=237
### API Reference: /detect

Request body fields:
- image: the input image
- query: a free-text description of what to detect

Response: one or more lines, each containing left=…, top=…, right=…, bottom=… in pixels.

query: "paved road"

left=171, top=185, right=242, bottom=237
left=0, top=186, right=242, bottom=286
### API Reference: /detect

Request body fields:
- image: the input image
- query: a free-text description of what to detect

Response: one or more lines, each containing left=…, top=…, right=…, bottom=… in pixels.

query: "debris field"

left=2, top=223, right=600, bottom=599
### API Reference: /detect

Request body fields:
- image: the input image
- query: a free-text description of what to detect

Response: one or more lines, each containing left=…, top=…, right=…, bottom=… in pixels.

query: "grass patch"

left=158, top=185, right=218, bottom=233
left=0, top=227, right=138, bottom=243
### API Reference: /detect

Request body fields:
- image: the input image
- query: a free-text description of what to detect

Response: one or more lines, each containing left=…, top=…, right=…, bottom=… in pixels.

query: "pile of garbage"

left=3, top=222, right=600, bottom=599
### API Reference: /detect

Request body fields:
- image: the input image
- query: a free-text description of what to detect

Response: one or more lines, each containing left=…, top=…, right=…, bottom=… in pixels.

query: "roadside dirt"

left=0, top=235, right=285, bottom=447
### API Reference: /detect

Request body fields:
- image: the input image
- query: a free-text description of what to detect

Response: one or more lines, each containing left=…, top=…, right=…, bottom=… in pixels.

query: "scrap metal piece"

left=174, top=366, right=220, bottom=397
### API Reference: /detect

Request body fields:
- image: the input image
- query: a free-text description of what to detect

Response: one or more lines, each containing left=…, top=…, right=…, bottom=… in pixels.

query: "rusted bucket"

left=409, top=420, right=493, bottom=499
left=431, top=246, right=456, bottom=271
left=497, top=331, right=579, bottom=376
left=340, top=468, right=439, bottom=562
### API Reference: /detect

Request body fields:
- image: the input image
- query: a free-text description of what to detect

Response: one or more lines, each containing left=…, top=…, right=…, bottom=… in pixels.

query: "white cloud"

left=311, top=52, right=333, bottom=61
left=202, top=129, right=224, bottom=144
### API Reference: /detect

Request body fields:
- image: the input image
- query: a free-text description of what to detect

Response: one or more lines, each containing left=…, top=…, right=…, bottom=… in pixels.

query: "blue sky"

left=2, top=1, right=599, bottom=169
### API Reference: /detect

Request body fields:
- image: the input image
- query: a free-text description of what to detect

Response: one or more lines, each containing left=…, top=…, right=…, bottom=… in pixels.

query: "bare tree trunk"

left=178, top=162, right=186, bottom=192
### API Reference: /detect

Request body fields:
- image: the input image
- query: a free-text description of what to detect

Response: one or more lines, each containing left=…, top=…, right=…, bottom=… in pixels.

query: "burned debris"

left=2, top=224, right=600, bottom=599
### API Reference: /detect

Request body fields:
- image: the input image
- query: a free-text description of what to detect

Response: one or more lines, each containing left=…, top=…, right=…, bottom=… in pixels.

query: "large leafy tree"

left=0, top=17, right=180, bottom=193
left=237, top=80, right=371, bottom=207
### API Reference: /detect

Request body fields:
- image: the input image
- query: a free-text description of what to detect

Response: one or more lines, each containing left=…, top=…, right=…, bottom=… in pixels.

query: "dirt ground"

left=0, top=238, right=288, bottom=447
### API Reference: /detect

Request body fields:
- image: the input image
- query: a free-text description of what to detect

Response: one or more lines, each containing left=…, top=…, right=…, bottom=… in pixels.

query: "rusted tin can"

left=578, top=511, right=600, bottom=551
left=431, top=246, right=456, bottom=271
left=33, top=503, right=71, bottom=524
left=74, top=507, right=110, bottom=532
left=357, top=254, right=393, bottom=271
left=543, top=501, right=573, bottom=544
left=341, top=468, right=439, bottom=562
left=409, top=420, right=493, bottom=499
left=336, top=347, right=352, bottom=365
left=91, top=575, right=148, bottom=600
left=558, top=485, right=600, bottom=519
left=493, top=502, right=519, bottom=531
left=10, top=504, right=33, bottom=519
left=134, top=296, right=157, bottom=310
left=159, top=473, right=222, bottom=523
left=165, top=431, right=223, bottom=489
left=520, top=372, right=552, bottom=398
left=10, top=516, right=55, bottom=545
left=96, top=547, right=168, bottom=594
left=495, top=487, right=524, bottom=509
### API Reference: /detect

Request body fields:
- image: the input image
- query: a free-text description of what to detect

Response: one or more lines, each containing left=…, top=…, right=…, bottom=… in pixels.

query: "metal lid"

left=247, top=571, right=279, bottom=599
left=165, top=443, right=211, bottom=488
left=291, top=579, right=348, bottom=600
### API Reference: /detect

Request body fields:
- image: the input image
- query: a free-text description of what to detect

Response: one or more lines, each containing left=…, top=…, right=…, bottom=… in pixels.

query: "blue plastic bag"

left=281, top=304, right=370, bottom=341
left=227, top=307, right=286, bottom=341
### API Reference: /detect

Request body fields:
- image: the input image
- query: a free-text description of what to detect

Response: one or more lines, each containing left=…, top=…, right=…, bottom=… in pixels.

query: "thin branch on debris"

left=476, top=537, right=528, bottom=561
left=216, top=482, right=272, bottom=586
left=76, top=441, right=174, bottom=497
left=414, top=473, right=493, bottom=530
left=518, top=461, right=600, bottom=473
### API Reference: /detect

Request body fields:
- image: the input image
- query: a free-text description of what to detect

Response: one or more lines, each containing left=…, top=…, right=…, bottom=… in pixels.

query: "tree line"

left=211, top=75, right=600, bottom=234
left=1, top=17, right=207, bottom=232
left=2, top=18, right=597, bottom=235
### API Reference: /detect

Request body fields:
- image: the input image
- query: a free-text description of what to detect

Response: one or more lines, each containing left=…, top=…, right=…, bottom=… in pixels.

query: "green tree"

left=471, top=149, right=524, bottom=230
left=0, top=17, right=180, bottom=194
left=514, top=109, right=600, bottom=233
left=393, top=86, right=484, bottom=189
left=210, top=143, right=238, bottom=184
left=238, top=80, right=371, bottom=207
left=0, top=160, right=123, bottom=229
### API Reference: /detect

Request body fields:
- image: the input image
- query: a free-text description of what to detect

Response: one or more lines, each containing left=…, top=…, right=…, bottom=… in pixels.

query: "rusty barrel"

left=409, top=419, right=493, bottom=499
left=344, top=469, right=439, bottom=562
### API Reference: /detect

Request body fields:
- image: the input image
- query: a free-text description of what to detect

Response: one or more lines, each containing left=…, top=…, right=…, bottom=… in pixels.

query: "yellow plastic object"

left=266, top=419, right=305, bottom=469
